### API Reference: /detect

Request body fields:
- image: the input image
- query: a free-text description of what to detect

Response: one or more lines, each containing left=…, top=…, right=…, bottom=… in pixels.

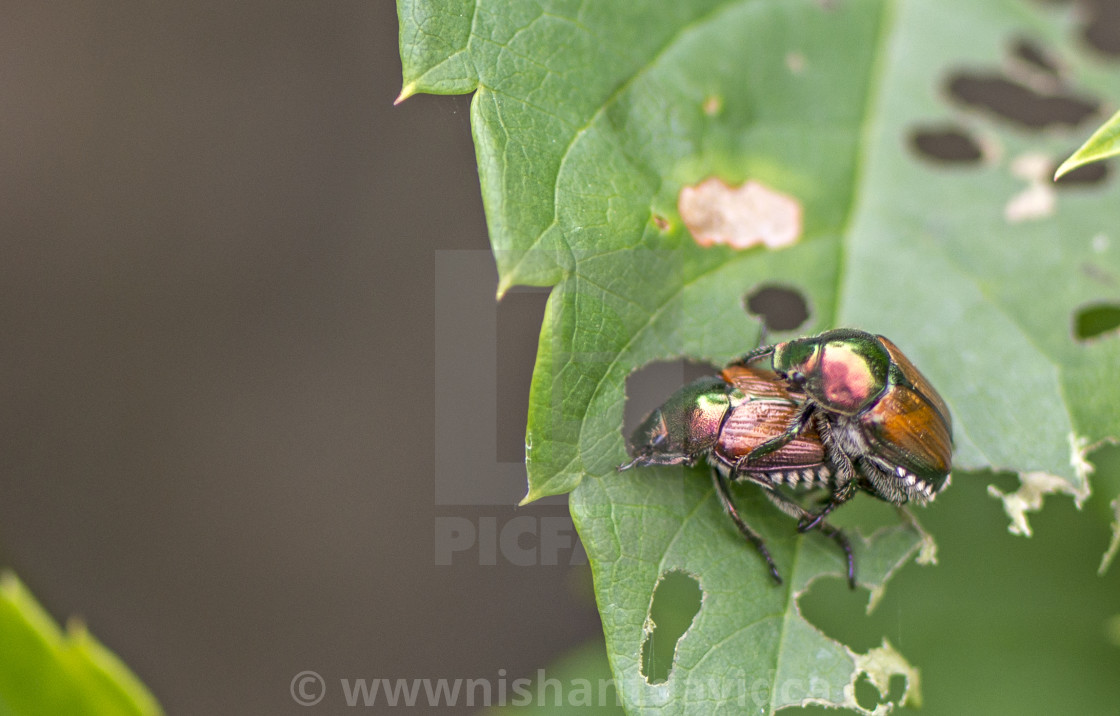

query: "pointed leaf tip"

left=1054, top=108, right=1120, bottom=180
left=1053, top=157, right=1077, bottom=181
left=394, top=83, right=417, bottom=106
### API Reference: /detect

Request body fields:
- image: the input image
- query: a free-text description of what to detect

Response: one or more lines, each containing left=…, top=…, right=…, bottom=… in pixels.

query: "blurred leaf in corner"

left=0, top=571, right=162, bottom=716
left=1055, top=108, right=1120, bottom=180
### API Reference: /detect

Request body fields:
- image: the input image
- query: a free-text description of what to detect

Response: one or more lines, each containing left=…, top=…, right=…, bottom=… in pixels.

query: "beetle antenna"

left=728, top=343, right=775, bottom=368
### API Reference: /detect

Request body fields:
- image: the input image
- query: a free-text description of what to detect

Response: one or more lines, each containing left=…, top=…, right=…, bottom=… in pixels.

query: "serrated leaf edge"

left=847, top=639, right=922, bottom=713
left=987, top=433, right=1094, bottom=537
left=775, top=520, right=928, bottom=715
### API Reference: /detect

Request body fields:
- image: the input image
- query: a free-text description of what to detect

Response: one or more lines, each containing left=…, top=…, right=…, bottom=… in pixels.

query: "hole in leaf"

left=886, top=673, right=908, bottom=704
left=1073, top=303, right=1120, bottom=340
left=946, top=72, right=1099, bottom=129
left=623, top=360, right=717, bottom=442
left=745, top=284, right=810, bottom=332
left=1083, top=1, right=1120, bottom=57
left=1013, top=37, right=1061, bottom=77
left=797, top=574, right=879, bottom=652
left=909, top=125, right=983, bottom=164
left=854, top=672, right=885, bottom=711
left=640, top=570, right=702, bottom=684
left=1053, top=158, right=1110, bottom=186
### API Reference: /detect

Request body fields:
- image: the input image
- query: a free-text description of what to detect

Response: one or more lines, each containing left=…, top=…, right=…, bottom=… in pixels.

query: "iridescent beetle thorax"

left=774, top=332, right=891, bottom=416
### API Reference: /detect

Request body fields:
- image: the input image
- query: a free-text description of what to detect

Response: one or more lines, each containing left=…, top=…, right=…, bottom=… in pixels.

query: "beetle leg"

left=758, top=485, right=805, bottom=521
left=796, top=414, right=857, bottom=532
left=797, top=499, right=836, bottom=533
left=760, top=487, right=856, bottom=589
left=728, top=343, right=776, bottom=368
left=797, top=480, right=859, bottom=533
left=617, top=451, right=696, bottom=472
left=817, top=521, right=856, bottom=589
left=711, top=469, right=783, bottom=585
left=813, top=414, right=856, bottom=492
left=740, top=402, right=814, bottom=466
left=617, top=455, right=641, bottom=471
left=798, top=477, right=858, bottom=532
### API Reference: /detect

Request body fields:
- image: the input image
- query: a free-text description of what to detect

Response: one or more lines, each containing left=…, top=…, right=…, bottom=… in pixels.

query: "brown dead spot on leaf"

left=678, top=177, right=803, bottom=250
left=785, top=52, right=807, bottom=74
left=702, top=95, right=722, bottom=116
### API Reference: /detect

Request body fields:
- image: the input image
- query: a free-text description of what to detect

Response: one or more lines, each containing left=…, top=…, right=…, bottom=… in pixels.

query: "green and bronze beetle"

left=619, top=363, right=855, bottom=586
left=733, top=328, right=953, bottom=531
left=619, top=328, right=953, bottom=586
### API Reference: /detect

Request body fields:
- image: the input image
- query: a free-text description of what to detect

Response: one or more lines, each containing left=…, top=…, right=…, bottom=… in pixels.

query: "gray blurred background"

left=0, top=3, right=599, bottom=713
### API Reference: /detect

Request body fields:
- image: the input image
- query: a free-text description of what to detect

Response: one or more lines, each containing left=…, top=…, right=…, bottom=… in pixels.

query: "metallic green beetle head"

left=621, top=376, right=736, bottom=468
left=772, top=329, right=890, bottom=416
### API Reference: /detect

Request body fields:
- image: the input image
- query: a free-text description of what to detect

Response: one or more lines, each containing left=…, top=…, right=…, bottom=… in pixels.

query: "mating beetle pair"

left=619, top=328, right=953, bottom=587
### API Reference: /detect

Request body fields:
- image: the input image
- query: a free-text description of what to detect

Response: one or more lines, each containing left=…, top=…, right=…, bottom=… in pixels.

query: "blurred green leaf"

left=399, top=0, right=1120, bottom=712
left=0, top=571, right=162, bottom=716
left=797, top=470, right=1120, bottom=716
left=1055, top=108, right=1120, bottom=180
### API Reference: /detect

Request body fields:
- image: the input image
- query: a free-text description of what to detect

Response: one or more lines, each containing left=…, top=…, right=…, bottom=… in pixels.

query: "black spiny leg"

left=761, top=486, right=856, bottom=589
left=797, top=413, right=856, bottom=533
left=816, top=522, right=856, bottom=589
left=711, top=470, right=782, bottom=585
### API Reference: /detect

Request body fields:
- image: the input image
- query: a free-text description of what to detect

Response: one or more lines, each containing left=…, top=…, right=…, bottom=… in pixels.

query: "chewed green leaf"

left=1055, top=108, right=1120, bottom=180
left=0, top=571, right=163, bottom=716
left=402, top=0, right=1120, bottom=507
left=854, top=640, right=922, bottom=711
left=400, top=0, right=1120, bottom=712
left=571, top=470, right=924, bottom=714
left=1102, top=496, right=1120, bottom=575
